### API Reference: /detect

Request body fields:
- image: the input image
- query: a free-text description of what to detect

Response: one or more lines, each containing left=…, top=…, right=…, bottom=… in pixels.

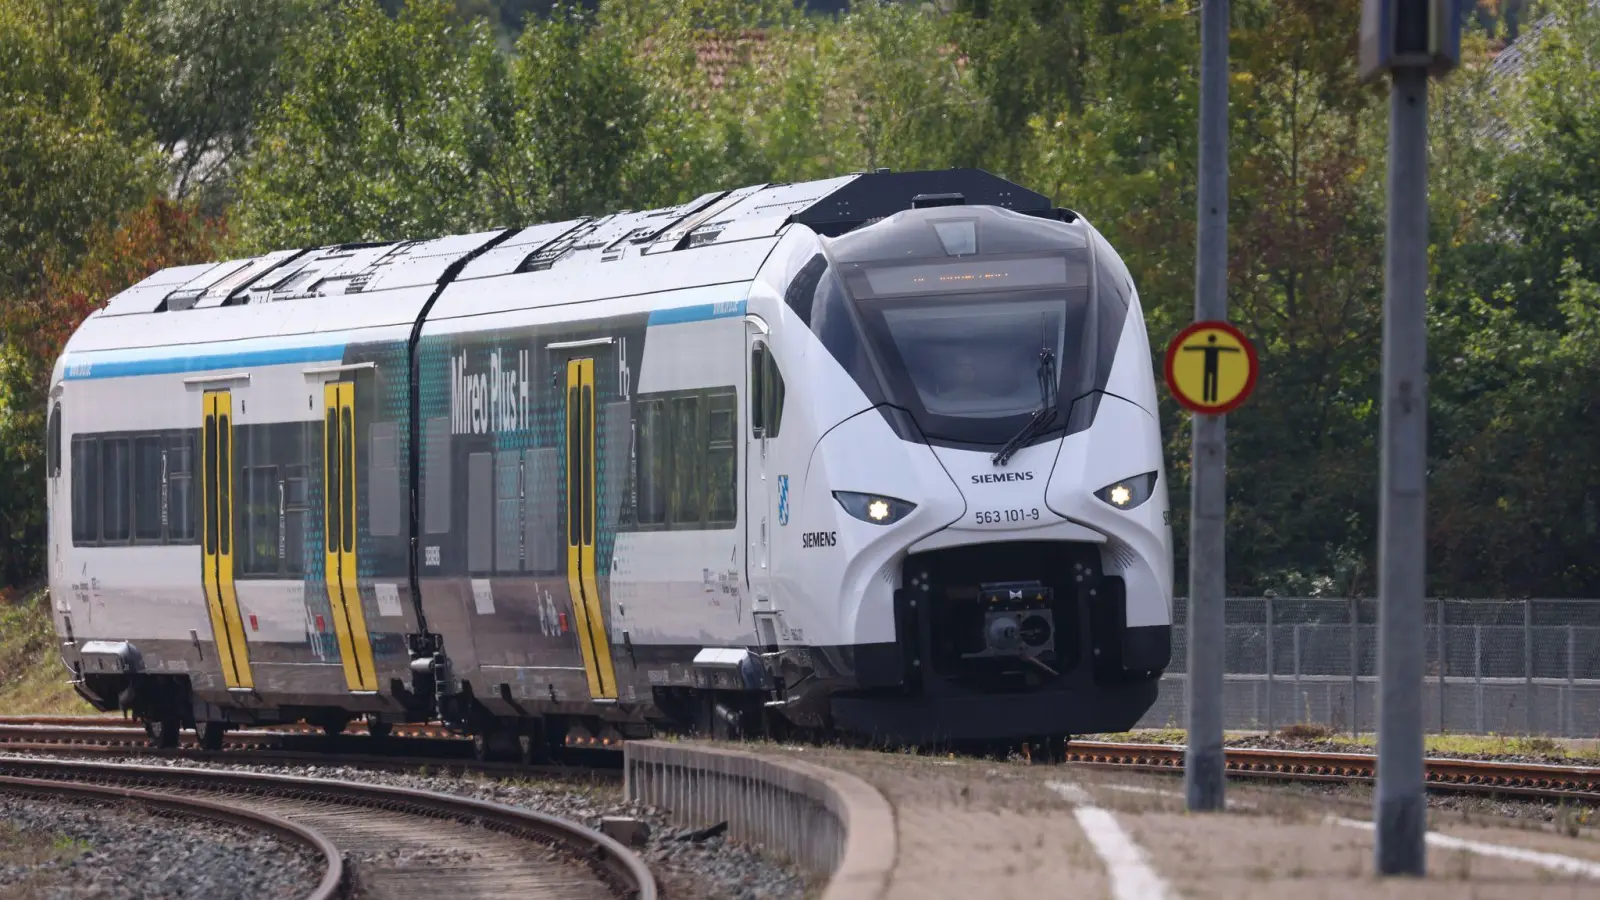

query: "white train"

left=46, top=169, right=1172, bottom=755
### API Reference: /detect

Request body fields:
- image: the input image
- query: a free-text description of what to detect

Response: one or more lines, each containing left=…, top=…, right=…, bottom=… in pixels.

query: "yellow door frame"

left=323, top=381, right=378, bottom=692
left=564, top=358, right=618, bottom=700
left=201, top=390, right=253, bottom=689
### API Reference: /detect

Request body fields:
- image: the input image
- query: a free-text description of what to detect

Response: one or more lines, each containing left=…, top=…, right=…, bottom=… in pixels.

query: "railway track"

left=1064, top=739, right=1600, bottom=803
left=0, top=719, right=623, bottom=780
left=0, top=771, right=344, bottom=900
left=0, top=756, right=656, bottom=900
left=7, top=716, right=1598, bottom=807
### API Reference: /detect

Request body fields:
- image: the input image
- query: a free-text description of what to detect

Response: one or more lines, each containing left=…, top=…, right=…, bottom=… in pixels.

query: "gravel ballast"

left=0, top=754, right=812, bottom=900
left=0, top=792, right=323, bottom=899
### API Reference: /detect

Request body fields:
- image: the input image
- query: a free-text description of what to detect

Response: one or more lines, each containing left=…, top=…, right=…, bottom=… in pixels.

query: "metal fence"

left=1135, top=597, right=1600, bottom=737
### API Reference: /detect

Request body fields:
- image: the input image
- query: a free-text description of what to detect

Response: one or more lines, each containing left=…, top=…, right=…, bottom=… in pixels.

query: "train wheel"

left=148, top=715, right=181, bottom=749
left=197, top=721, right=226, bottom=752
left=365, top=715, right=393, bottom=741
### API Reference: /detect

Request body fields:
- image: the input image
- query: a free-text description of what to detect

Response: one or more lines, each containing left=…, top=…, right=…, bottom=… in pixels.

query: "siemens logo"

left=801, top=531, right=837, bottom=549
left=972, top=472, right=1035, bottom=484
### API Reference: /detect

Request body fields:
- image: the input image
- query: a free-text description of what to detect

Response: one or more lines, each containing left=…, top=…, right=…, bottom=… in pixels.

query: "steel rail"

left=0, top=773, right=344, bottom=900
left=0, top=755, right=656, bottom=900
left=1062, top=740, right=1600, bottom=802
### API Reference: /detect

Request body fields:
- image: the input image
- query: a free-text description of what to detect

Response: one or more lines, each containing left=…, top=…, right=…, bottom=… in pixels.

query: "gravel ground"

left=0, top=792, right=322, bottom=899
left=0, top=753, right=812, bottom=900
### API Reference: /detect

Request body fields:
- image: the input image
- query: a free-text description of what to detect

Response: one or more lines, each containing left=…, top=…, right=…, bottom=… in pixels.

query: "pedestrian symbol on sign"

left=1164, top=321, right=1259, bottom=415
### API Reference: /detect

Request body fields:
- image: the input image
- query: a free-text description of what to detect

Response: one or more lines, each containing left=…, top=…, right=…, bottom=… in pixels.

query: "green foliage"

left=2, top=0, right=1599, bottom=601
left=0, top=0, right=162, bottom=297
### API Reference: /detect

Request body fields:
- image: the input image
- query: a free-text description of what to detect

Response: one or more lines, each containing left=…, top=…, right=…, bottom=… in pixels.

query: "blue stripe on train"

left=646, top=298, right=747, bottom=326
left=61, top=342, right=347, bottom=380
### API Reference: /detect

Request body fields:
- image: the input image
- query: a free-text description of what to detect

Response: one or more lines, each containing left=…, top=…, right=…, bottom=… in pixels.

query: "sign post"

left=1166, top=318, right=1258, bottom=815
left=1359, top=0, right=1461, bottom=877
left=1180, top=0, right=1236, bottom=815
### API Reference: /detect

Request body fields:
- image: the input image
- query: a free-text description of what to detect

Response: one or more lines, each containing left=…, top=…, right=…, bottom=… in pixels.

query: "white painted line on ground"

left=1098, top=782, right=1256, bottom=810
left=1329, top=817, right=1600, bottom=879
left=1048, top=780, right=1175, bottom=900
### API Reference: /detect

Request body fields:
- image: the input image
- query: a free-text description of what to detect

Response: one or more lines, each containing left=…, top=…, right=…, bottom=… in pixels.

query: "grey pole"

left=1374, top=66, right=1429, bottom=877
left=1186, top=0, right=1228, bottom=814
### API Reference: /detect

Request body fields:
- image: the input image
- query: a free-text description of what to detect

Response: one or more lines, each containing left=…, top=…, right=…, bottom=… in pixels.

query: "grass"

left=0, top=821, right=88, bottom=867
left=0, top=587, right=95, bottom=716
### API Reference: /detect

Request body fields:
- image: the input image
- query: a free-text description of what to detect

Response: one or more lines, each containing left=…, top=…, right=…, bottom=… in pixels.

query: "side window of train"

left=47, top=403, right=61, bottom=478
left=631, top=388, right=738, bottom=531
left=71, top=436, right=99, bottom=544
left=749, top=343, right=786, bottom=440
left=783, top=254, right=828, bottom=326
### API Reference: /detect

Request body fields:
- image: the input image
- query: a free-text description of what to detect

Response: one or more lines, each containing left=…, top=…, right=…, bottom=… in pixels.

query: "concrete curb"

left=624, top=740, right=895, bottom=900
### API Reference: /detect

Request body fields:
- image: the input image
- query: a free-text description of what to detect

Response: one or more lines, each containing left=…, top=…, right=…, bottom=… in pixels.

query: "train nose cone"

left=987, top=615, right=1022, bottom=652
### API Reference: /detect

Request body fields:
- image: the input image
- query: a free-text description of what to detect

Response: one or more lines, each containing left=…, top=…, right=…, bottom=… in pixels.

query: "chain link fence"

left=1136, top=598, right=1600, bottom=737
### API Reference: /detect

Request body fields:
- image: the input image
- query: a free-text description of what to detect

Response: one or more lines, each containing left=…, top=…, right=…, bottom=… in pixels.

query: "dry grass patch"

left=0, top=589, right=93, bottom=716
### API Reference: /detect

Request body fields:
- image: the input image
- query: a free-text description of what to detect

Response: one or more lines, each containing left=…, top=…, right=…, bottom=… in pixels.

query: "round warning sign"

left=1164, top=321, right=1259, bottom=415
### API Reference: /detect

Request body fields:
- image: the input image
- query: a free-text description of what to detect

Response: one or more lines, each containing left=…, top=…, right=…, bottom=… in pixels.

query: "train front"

left=772, top=202, right=1173, bottom=745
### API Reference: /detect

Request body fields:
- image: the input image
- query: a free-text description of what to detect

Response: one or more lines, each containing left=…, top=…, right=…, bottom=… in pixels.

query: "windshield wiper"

left=992, top=347, right=1058, bottom=467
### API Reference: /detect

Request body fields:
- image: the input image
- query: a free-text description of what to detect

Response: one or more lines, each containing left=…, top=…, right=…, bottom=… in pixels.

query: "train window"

left=71, top=437, right=99, bottom=544
left=134, top=437, right=164, bottom=541
left=47, top=403, right=61, bottom=478
left=707, top=393, right=737, bottom=526
left=284, top=466, right=309, bottom=575
left=205, top=416, right=218, bottom=555
left=101, top=438, right=131, bottom=543
left=495, top=450, right=521, bottom=572
left=241, top=466, right=279, bottom=574
left=764, top=352, right=786, bottom=439
left=635, top=399, right=667, bottom=526
left=339, top=407, right=353, bottom=554
left=669, top=395, right=702, bottom=526
left=423, top=417, right=451, bottom=534
left=581, top=385, right=594, bottom=546
left=218, top=417, right=231, bottom=556
left=168, top=435, right=196, bottom=542
left=783, top=254, right=827, bottom=326
left=467, top=451, right=493, bottom=572
left=325, top=406, right=340, bottom=553
left=368, top=422, right=401, bottom=537
left=749, top=345, right=767, bottom=436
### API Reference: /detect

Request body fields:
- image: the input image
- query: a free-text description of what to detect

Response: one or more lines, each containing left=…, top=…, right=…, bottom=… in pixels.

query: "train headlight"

left=834, top=491, right=917, bottom=525
left=1094, top=472, right=1158, bottom=510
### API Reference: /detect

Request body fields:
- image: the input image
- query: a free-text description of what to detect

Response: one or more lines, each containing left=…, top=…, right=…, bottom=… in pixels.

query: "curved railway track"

left=0, top=772, right=344, bottom=900
left=0, top=755, right=657, bottom=900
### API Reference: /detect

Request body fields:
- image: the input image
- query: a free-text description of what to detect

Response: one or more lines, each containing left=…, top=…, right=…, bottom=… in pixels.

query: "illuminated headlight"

left=1094, top=472, right=1158, bottom=510
left=834, top=491, right=917, bottom=525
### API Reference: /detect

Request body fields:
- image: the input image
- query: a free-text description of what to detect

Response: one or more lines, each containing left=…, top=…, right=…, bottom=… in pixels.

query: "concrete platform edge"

left=623, top=740, right=895, bottom=900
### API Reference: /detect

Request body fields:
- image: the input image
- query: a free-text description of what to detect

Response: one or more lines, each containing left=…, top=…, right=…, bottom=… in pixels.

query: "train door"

left=745, top=321, right=782, bottom=643
left=563, top=358, right=619, bottom=700
left=201, top=390, right=253, bottom=689
left=323, top=381, right=379, bottom=693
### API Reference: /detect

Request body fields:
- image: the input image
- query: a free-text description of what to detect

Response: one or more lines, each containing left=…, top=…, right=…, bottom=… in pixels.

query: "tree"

left=0, top=198, right=226, bottom=587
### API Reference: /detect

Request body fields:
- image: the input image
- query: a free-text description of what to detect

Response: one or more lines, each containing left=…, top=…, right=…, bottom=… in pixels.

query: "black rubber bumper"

left=828, top=676, right=1162, bottom=744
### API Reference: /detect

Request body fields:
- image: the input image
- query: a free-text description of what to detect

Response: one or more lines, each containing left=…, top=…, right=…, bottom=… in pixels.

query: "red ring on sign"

left=1163, top=319, right=1259, bottom=415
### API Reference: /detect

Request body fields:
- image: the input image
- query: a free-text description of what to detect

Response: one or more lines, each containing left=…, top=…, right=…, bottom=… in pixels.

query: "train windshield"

left=810, top=205, right=1130, bottom=448
left=879, top=296, right=1067, bottom=421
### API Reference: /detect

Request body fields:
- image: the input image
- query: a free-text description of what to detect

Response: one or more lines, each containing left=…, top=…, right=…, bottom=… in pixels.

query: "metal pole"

left=1375, top=66, right=1428, bottom=877
left=1351, top=596, right=1360, bottom=736
left=1567, top=624, right=1577, bottom=738
left=1265, top=597, right=1275, bottom=734
left=1437, top=599, right=1446, bottom=733
left=1186, top=0, right=1230, bottom=815
left=1524, top=600, right=1535, bottom=735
